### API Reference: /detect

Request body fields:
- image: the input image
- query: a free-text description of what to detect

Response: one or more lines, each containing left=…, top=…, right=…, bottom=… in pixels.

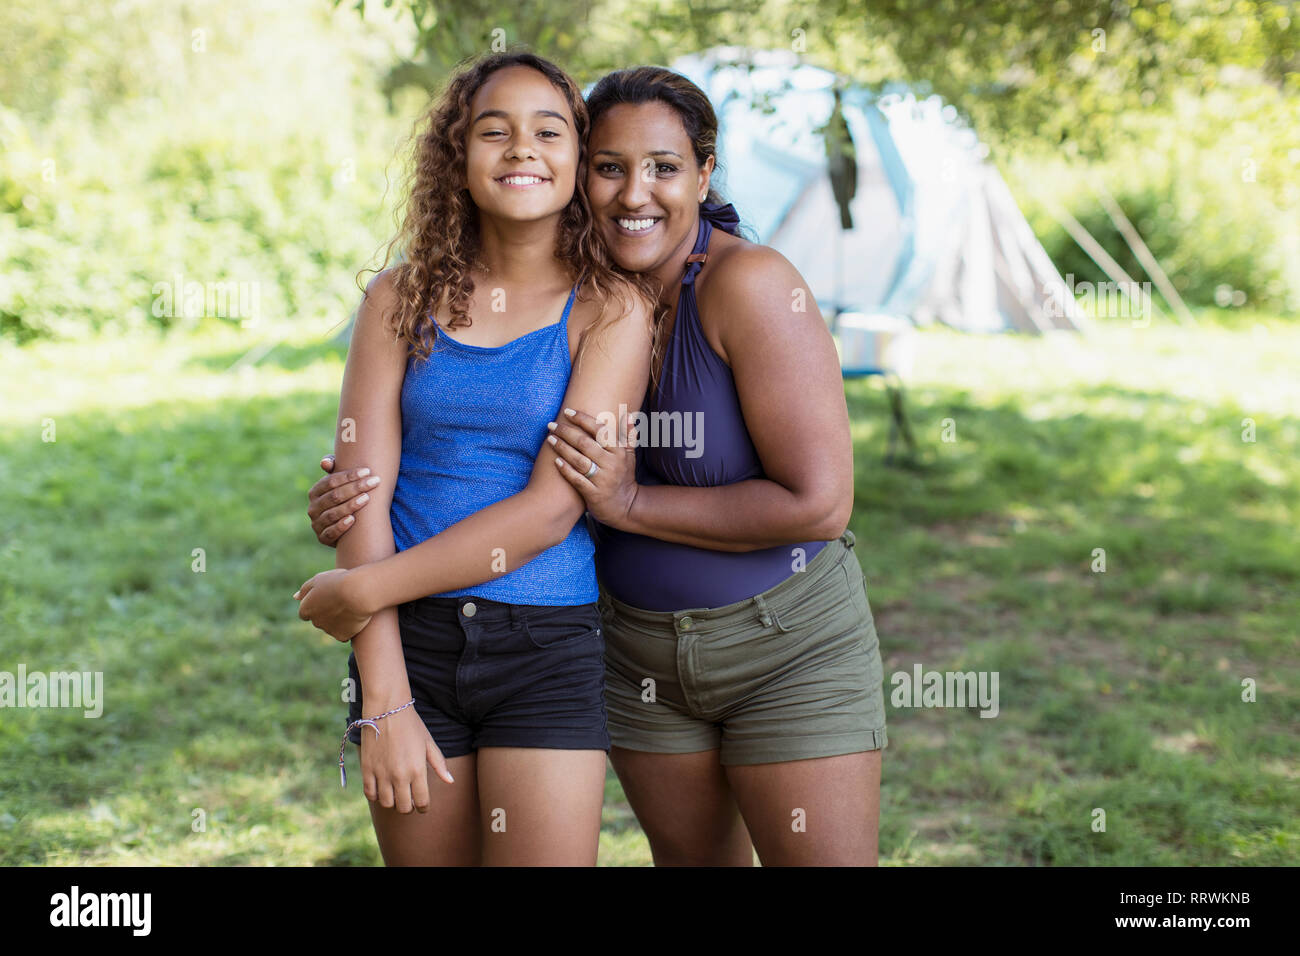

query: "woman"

left=308, top=67, right=887, bottom=866
left=294, top=51, right=654, bottom=866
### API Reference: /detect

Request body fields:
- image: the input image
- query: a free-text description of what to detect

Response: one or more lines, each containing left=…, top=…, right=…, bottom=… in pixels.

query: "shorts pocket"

left=521, top=605, right=603, bottom=650
left=840, top=560, right=874, bottom=626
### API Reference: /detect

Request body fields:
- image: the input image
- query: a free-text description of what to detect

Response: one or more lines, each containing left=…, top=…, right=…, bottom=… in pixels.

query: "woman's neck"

left=474, top=212, right=567, bottom=285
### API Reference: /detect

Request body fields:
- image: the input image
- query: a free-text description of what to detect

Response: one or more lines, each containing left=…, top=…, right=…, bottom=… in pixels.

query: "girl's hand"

left=548, top=406, right=640, bottom=529
left=308, top=454, right=381, bottom=547
left=294, top=568, right=371, bottom=641
left=361, top=705, right=454, bottom=812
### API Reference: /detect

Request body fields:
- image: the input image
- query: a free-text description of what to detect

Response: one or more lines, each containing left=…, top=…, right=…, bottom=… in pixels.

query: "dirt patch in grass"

left=875, top=575, right=1024, bottom=666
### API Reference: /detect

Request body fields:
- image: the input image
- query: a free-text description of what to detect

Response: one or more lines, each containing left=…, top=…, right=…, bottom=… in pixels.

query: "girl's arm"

left=339, top=288, right=653, bottom=617
left=556, top=246, right=853, bottom=553
left=330, top=272, right=410, bottom=709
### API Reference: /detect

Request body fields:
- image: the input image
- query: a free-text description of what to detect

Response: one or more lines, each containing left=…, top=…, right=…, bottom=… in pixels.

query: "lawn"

left=1, top=311, right=1296, bottom=865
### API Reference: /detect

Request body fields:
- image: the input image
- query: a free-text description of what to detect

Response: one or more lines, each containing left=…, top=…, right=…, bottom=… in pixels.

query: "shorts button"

left=462, top=602, right=477, bottom=617
left=679, top=615, right=693, bottom=630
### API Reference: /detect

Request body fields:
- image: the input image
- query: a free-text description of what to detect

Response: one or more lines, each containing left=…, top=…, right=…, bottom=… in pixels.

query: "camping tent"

left=668, top=48, right=1090, bottom=336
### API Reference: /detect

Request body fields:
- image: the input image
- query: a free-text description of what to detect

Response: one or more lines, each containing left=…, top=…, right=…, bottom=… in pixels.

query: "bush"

left=0, top=0, right=416, bottom=343
left=1011, top=84, right=1300, bottom=318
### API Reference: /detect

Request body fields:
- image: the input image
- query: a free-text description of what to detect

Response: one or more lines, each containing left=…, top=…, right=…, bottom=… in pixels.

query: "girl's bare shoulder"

left=572, top=274, right=654, bottom=333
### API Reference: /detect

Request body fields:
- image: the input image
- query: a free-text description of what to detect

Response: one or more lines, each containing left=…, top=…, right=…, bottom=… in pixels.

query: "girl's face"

left=586, top=101, right=715, bottom=280
left=464, top=65, right=579, bottom=225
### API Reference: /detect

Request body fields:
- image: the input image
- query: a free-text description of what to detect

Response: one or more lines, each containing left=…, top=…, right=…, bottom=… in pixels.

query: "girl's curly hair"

left=361, top=50, right=655, bottom=365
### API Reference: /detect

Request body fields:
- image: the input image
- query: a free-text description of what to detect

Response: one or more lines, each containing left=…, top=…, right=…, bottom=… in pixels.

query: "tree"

left=349, top=0, right=1299, bottom=159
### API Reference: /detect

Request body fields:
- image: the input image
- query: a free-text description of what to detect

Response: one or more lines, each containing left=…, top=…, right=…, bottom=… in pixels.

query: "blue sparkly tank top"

left=388, top=284, right=598, bottom=605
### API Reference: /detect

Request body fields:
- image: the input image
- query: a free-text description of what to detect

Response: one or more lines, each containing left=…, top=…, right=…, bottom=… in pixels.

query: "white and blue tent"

left=668, top=48, right=1089, bottom=350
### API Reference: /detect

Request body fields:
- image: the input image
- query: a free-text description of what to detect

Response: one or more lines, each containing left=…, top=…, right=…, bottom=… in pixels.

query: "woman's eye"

left=538, top=130, right=560, bottom=139
left=597, top=162, right=622, bottom=175
left=657, top=164, right=679, bottom=176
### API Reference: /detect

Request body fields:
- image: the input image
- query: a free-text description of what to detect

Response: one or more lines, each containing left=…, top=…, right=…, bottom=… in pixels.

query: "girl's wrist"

left=339, top=697, right=416, bottom=788
left=355, top=679, right=413, bottom=712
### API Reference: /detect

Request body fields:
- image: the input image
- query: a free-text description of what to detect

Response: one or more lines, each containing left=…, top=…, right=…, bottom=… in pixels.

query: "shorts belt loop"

left=752, top=594, right=791, bottom=633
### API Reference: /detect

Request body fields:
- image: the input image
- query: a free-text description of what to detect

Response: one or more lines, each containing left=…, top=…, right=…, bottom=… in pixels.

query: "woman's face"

left=464, top=65, right=579, bottom=224
left=586, top=101, right=715, bottom=279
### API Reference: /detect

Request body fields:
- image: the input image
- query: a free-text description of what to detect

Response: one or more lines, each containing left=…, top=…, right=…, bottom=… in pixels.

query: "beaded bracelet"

left=338, top=698, right=416, bottom=788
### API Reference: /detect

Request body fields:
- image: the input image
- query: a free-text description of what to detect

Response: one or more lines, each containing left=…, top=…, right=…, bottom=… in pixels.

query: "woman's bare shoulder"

left=705, top=236, right=797, bottom=290
left=699, top=238, right=822, bottom=333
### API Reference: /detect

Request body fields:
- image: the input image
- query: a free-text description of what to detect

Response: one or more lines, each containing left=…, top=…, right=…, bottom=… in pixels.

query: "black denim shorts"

left=345, top=595, right=610, bottom=757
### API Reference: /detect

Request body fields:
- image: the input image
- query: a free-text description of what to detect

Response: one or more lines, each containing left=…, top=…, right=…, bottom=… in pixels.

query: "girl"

left=309, top=66, right=887, bottom=866
left=294, top=51, right=653, bottom=866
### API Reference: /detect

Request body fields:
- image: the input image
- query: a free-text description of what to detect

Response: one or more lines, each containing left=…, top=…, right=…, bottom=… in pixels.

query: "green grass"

left=1, top=311, right=1296, bottom=865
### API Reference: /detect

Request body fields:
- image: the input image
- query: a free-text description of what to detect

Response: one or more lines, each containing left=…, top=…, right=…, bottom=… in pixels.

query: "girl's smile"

left=494, top=173, right=553, bottom=188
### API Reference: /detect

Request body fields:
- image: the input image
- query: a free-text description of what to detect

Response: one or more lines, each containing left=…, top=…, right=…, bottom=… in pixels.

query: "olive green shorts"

left=598, top=531, right=888, bottom=766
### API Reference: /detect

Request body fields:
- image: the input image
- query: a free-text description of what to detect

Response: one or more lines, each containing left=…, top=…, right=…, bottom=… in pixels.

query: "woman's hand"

left=548, top=406, right=640, bottom=528
left=294, top=568, right=372, bottom=641
left=308, top=454, right=381, bottom=546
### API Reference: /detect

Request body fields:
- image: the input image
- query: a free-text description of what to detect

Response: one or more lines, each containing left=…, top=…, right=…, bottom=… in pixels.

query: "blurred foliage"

left=1012, top=79, right=1300, bottom=315
left=365, top=0, right=1299, bottom=313
left=1, top=0, right=1297, bottom=343
left=0, top=0, right=413, bottom=342
left=370, top=0, right=1299, bottom=158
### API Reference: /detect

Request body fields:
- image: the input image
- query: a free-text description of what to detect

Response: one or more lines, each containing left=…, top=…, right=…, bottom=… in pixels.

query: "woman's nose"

left=618, top=162, right=653, bottom=206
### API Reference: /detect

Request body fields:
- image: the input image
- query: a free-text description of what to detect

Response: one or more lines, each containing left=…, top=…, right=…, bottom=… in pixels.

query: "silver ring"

left=584, top=460, right=599, bottom=479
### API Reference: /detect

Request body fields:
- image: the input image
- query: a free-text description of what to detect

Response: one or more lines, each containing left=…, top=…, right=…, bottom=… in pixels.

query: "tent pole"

left=1088, top=175, right=1198, bottom=326
left=1033, top=193, right=1168, bottom=325
left=832, top=225, right=844, bottom=333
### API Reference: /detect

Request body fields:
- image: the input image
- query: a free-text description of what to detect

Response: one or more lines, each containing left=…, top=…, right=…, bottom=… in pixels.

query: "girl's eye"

left=481, top=129, right=560, bottom=139
left=597, top=162, right=622, bottom=174
left=657, top=164, right=679, bottom=175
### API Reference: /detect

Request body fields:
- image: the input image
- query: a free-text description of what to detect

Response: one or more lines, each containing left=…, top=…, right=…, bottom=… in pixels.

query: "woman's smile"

left=611, top=215, right=663, bottom=236
left=586, top=100, right=714, bottom=283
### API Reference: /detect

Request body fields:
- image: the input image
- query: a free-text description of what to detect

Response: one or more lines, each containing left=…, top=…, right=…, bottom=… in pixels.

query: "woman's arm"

left=337, top=288, right=652, bottom=618
left=327, top=271, right=410, bottom=708
left=551, top=246, right=853, bottom=553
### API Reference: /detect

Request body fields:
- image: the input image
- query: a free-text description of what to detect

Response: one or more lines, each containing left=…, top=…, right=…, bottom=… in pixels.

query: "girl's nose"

left=505, top=136, right=537, bottom=161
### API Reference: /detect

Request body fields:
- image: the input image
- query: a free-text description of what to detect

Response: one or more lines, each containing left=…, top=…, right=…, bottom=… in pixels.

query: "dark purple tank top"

left=589, top=208, right=828, bottom=611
